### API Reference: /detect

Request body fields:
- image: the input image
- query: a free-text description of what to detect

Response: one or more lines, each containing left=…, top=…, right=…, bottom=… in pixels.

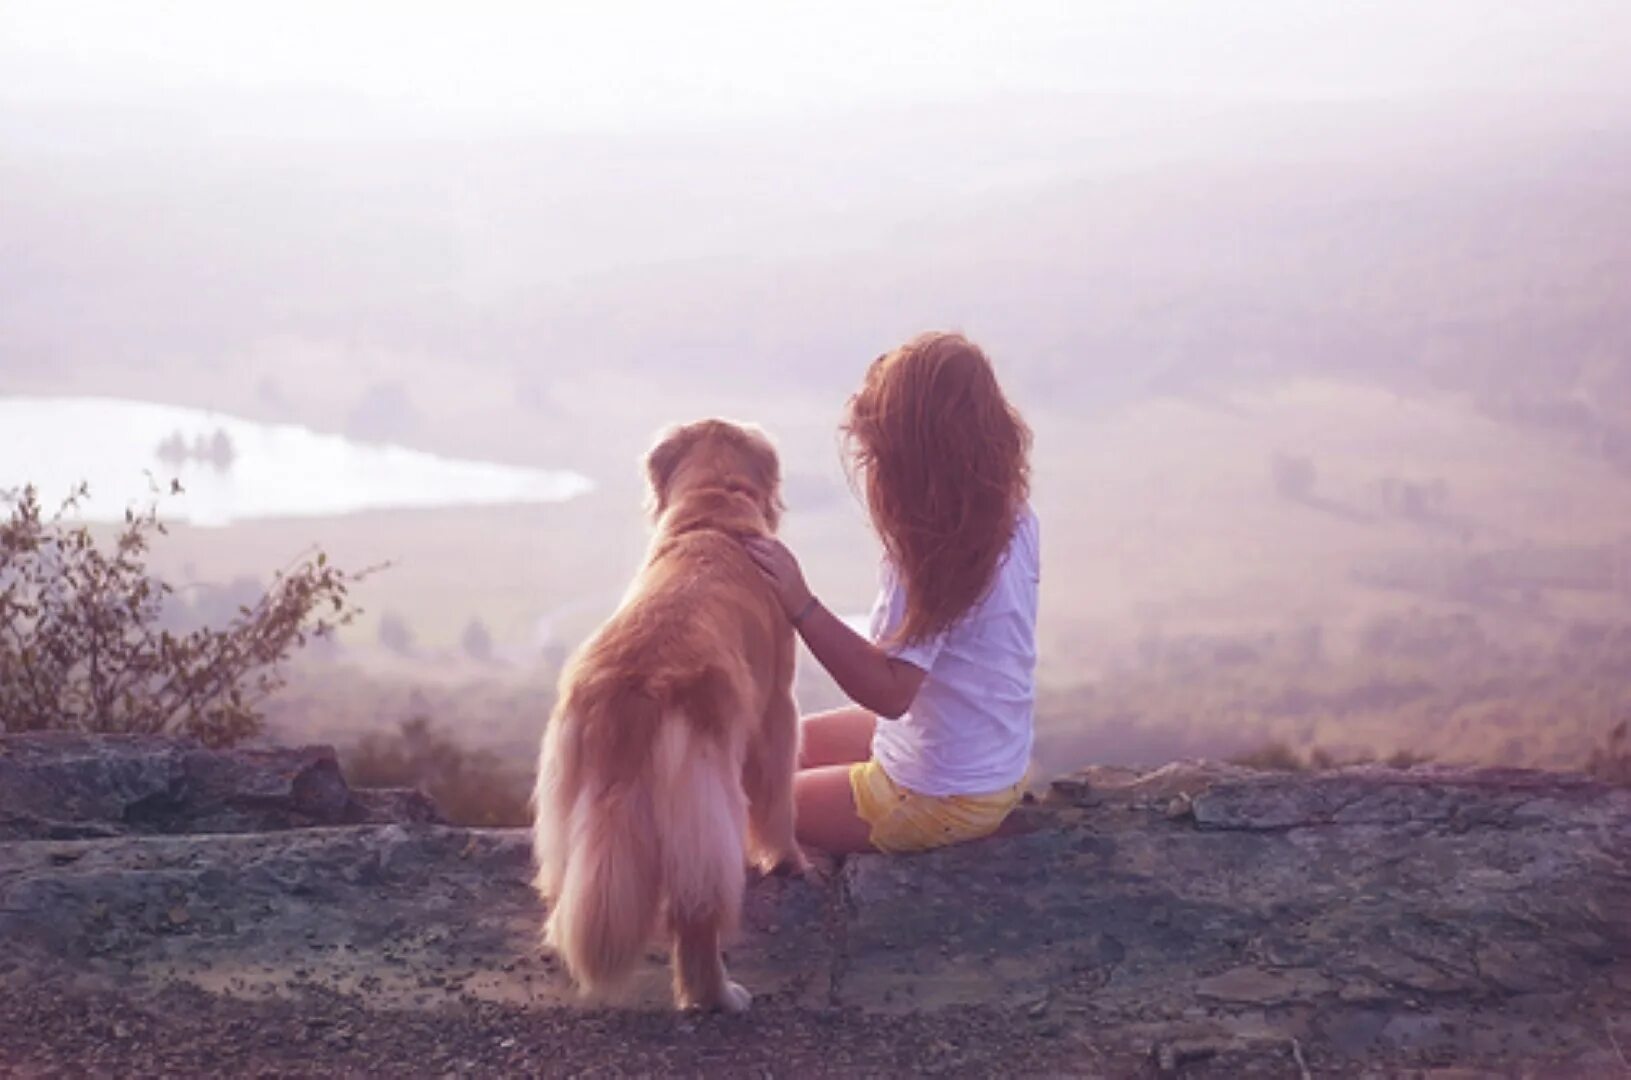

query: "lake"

left=0, top=397, right=594, bottom=526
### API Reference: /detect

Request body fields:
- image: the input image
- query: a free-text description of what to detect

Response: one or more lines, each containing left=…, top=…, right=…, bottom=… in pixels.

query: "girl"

left=743, top=331, right=1038, bottom=855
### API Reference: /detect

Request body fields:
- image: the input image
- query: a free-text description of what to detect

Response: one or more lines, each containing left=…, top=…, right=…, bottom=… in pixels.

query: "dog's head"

left=645, top=419, right=783, bottom=532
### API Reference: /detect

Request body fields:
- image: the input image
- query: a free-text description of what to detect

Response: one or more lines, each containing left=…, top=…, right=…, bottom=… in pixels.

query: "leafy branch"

left=0, top=482, right=375, bottom=746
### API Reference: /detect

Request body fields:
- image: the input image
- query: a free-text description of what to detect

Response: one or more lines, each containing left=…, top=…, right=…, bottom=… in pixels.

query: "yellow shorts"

left=848, top=758, right=1025, bottom=854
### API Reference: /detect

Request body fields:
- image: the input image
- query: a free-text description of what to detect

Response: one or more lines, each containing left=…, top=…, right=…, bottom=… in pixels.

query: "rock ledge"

left=2, top=735, right=1628, bottom=1076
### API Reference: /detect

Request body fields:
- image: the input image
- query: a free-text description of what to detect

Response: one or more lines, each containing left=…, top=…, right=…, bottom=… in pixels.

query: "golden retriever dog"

left=531, top=419, right=803, bottom=1013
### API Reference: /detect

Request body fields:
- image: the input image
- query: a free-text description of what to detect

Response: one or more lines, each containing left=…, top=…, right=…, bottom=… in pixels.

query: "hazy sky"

left=3, top=1, right=1628, bottom=133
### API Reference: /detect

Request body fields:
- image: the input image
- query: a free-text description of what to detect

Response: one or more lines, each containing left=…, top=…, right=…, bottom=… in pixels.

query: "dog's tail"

left=536, top=675, right=746, bottom=997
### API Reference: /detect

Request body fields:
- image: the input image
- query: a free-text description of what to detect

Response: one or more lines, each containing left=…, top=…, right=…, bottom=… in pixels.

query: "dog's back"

left=532, top=518, right=788, bottom=1008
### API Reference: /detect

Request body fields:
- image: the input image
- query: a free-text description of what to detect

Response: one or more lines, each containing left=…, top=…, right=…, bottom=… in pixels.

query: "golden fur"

left=531, top=419, right=801, bottom=1012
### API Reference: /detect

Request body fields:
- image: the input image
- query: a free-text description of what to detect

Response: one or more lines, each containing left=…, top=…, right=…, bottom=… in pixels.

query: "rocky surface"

left=2, top=736, right=1629, bottom=1076
left=0, top=732, right=442, bottom=841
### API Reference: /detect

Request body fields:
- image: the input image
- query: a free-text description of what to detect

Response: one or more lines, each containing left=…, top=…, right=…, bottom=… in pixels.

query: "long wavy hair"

left=843, top=331, right=1032, bottom=647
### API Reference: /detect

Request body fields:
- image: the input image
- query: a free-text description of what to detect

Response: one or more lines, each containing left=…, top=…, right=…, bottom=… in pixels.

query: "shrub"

left=1229, top=741, right=1307, bottom=771
left=377, top=611, right=415, bottom=656
left=1586, top=721, right=1631, bottom=786
left=342, top=716, right=532, bottom=826
left=1270, top=451, right=1316, bottom=501
left=461, top=618, right=494, bottom=662
left=0, top=483, right=365, bottom=746
left=1229, top=741, right=1432, bottom=773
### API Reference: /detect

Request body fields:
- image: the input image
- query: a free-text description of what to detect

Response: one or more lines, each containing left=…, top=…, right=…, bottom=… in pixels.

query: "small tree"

left=344, top=715, right=531, bottom=826
left=377, top=611, right=415, bottom=656
left=461, top=618, right=494, bottom=662
left=0, top=483, right=367, bottom=746
left=1270, top=452, right=1316, bottom=502
left=1588, top=721, right=1631, bottom=786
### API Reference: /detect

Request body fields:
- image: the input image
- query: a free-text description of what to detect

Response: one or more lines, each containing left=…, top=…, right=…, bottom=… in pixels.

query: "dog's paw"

left=792, top=847, right=838, bottom=885
left=676, top=980, right=753, bottom=1014
left=750, top=848, right=806, bottom=879
left=751, top=848, right=836, bottom=887
left=768, top=851, right=811, bottom=878
left=721, top=980, right=753, bottom=1013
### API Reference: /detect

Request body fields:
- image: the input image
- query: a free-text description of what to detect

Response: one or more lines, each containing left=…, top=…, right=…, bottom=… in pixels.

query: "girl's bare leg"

left=797, top=707, right=875, bottom=769
left=793, top=708, right=878, bottom=855
left=794, top=766, right=877, bottom=855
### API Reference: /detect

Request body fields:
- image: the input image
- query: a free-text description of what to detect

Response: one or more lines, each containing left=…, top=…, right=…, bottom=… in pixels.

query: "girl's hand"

left=743, top=535, right=926, bottom=718
left=741, top=536, right=814, bottom=620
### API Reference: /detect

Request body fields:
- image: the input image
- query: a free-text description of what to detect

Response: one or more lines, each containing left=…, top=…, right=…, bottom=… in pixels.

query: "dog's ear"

left=739, top=425, right=784, bottom=532
left=645, top=423, right=700, bottom=517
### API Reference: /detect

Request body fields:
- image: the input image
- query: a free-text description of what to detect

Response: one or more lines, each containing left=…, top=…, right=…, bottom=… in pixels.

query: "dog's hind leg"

left=670, top=909, right=751, bottom=1013
left=654, top=718, right=750, bottom=1011
left=745, top=691, right=805, bottom=876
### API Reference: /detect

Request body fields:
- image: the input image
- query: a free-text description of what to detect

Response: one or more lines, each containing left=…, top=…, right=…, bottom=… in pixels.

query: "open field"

left=7, top=100, right=1629, bottom=793
left=159, top=373, right=1623, bottom=806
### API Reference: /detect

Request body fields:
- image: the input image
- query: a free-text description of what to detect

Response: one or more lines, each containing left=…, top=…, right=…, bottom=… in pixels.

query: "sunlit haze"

left=4, top=1, right=1629, bottom=134
left=3, top=1, right=1630, bottom=780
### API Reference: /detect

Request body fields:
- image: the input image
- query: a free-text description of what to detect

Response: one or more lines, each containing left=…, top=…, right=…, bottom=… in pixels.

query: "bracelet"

left=790, top=595, right=819, bottom=627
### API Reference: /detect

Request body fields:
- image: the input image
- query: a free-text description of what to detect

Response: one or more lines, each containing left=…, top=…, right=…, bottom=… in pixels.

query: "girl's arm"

left=742, top=537, right=926, bottom=719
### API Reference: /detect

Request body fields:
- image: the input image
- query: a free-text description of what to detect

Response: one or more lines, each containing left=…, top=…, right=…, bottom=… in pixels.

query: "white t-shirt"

left=868, top=505, right=1039, bottom=796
